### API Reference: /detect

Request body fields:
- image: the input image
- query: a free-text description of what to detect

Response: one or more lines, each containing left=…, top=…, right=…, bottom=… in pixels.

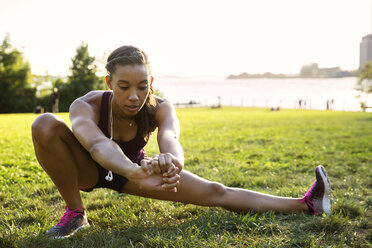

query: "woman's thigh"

left=32, top=113, right=99, bottom=190
left=121, top=170, right=226, bottom=206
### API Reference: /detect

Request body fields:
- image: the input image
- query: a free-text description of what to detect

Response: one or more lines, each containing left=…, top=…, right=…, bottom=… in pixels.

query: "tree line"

left=0, top=35, right=106, bottom=113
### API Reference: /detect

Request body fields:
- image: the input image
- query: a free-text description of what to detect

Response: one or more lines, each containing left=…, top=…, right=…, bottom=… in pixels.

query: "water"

left=155, top=76, right=370, bottom=111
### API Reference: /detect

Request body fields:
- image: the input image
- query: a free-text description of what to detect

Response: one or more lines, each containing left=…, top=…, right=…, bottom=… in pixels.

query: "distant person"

left=211, top=96, right=222, bottom=109
left=34, top=103, right=45, bottom=114
left=299, top=99, right=307, bottom=109
left=326, top=99, right=334, bottom=110
left=270, top=107, right=280, bottom=111
left=51, top=88, right=59, bottom=113
left=361, top=102, right=367, bottom=112
left=32, top=45, right=331, bottom=239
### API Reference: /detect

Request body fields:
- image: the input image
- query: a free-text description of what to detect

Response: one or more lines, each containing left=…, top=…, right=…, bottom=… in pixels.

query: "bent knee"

left=208, top=182, right=227, bottom=197
left=31, top=113, right=67, bottom=144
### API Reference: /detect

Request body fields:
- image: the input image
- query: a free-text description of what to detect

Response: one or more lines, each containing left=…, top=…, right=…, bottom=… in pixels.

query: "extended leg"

left=32, top=113, right=98, bottom=209
left=122, top=170, right=309, bottom=213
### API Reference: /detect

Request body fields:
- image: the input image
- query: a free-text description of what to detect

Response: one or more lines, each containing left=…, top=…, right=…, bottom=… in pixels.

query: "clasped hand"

left=133, top=153, right=182, bottom=192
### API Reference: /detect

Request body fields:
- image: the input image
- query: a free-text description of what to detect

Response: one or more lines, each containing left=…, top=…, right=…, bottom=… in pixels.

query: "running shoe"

left=301, top=165, right=331, bottom=215
left=46, top=206, right=89, bottom=239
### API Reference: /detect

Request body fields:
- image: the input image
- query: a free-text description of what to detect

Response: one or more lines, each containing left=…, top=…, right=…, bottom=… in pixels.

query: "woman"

left=31, top=45, right=331, bottom=239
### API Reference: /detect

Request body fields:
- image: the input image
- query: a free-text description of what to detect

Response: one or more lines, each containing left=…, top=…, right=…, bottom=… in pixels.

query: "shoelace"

left=56, top=206, right=84, bottom=227
left=301, top=181, right=317, bottom=214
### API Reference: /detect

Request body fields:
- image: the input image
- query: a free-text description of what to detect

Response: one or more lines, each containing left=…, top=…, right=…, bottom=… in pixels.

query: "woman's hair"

left=106, top=45, right=157, bottom=139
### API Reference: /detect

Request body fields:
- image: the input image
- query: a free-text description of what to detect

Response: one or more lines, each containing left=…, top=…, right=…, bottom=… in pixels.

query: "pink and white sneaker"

left=301, top=165, right=331, bottom=215
left=46, top=206, right=89, bottom=239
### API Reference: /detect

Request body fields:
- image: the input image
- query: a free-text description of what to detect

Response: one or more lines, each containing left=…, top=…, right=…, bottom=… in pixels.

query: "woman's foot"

left=301, top=165, right=331, bottom=215
left=46, top=206, right=89, bottom=239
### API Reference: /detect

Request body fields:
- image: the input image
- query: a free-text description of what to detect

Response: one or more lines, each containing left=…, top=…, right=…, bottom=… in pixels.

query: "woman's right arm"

left=69, top=94, right=179, bottom=191
left=69, top=96, right=139, bottom=179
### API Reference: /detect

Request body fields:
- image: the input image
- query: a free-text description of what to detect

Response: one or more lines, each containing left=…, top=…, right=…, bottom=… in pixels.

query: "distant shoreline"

left=227, top=63, right=358, bottom=79
left=227, top=72, right=357, bottom=79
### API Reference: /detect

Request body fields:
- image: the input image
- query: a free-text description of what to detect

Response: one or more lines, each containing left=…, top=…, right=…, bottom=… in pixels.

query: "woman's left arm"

left=155, top=100, right=184, bottom=173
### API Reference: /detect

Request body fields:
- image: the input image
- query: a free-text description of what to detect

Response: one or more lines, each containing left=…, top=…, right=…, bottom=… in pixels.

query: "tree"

left=0, top=35, right=35, bottom=113
left=58, top=42, right=105, bottom=111
left=358, top=61, right=372, bottom=93
left=357, top=61, right=372, bottom=111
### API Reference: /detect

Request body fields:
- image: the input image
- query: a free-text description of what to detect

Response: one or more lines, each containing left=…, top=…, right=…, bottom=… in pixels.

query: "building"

left=360, top=34, right=372, bottom=71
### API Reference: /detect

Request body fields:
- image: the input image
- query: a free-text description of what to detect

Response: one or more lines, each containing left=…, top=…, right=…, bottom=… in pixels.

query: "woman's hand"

left=128, top=160, right=180, bottom=192
left=149, top=153, right=183, bottom=175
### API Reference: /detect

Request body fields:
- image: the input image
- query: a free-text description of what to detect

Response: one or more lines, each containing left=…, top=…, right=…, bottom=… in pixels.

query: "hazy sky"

left=0, top=0, right=370, bottom=77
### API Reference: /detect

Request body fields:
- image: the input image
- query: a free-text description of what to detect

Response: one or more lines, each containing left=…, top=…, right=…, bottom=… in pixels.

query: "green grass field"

left=0, top=108, right=371, bottom=247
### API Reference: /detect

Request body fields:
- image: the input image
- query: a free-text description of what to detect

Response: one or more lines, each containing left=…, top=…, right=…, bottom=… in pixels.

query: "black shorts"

left=81, top=163, right=129, bottom=193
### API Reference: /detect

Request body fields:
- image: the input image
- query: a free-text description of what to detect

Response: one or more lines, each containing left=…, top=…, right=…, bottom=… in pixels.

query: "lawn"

left=0, top=108, right=371, bottom=247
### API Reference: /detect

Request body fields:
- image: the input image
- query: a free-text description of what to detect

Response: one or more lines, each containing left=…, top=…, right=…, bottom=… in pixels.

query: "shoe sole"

left=316, top=165, right=331, bottom=215
left=50, top=223, right=90, bottom=240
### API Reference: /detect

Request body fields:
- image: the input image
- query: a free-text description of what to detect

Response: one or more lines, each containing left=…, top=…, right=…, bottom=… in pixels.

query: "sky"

left=0, top=0, right=370, bottom=77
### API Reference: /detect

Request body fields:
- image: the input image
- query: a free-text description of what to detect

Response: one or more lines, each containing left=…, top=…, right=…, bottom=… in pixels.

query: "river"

left=155, top=76, right=370, bottom=111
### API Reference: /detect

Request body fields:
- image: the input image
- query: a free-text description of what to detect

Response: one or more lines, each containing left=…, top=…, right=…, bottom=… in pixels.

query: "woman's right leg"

left=122, top=170, right=310, bottom=213
left=31, top=113, right=98, bottom=209
left=122, top=166, right=331, bottom=215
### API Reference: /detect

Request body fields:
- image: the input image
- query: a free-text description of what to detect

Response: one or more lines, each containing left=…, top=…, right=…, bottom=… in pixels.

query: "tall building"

left=360, top=34, right=372, bottom=71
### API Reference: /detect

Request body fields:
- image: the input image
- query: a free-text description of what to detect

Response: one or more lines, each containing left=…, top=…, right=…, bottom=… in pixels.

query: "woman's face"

left=107, top=64, right=152, bottom=117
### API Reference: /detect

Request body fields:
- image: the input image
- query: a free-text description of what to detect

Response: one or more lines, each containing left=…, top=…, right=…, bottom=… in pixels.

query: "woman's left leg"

left=122, top=170, right=309, bottom=213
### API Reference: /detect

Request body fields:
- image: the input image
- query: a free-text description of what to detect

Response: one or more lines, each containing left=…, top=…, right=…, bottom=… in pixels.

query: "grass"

left=0, top=107, right=371, bottom=247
